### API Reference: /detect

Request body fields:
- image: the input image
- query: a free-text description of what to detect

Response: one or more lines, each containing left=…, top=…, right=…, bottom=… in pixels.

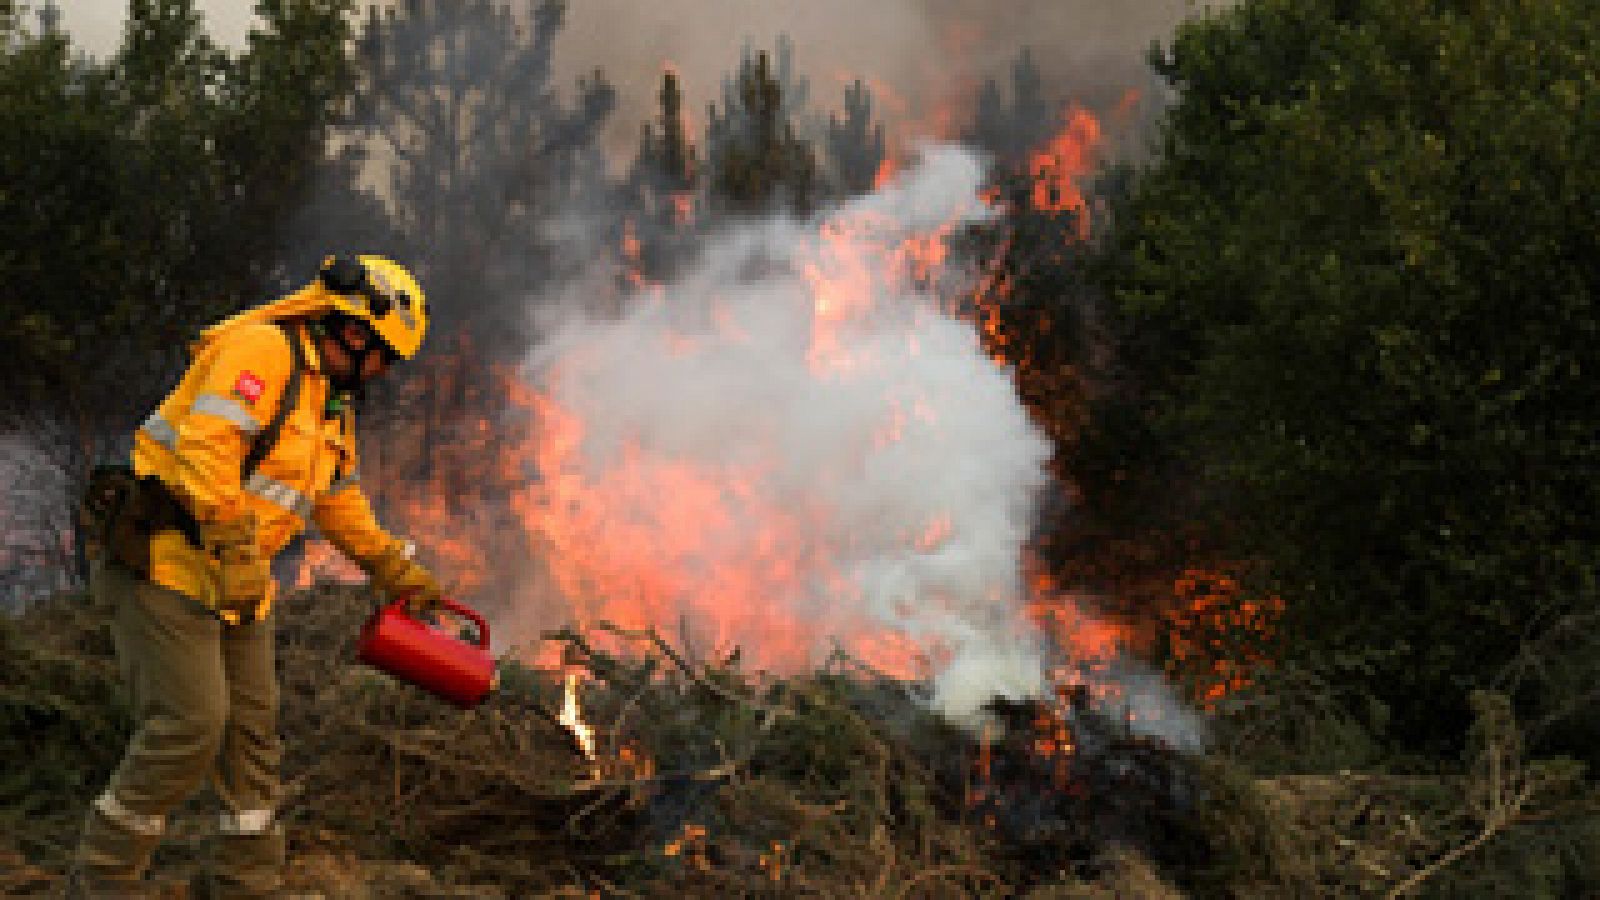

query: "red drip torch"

left=357, top=596, right=497, bottom=708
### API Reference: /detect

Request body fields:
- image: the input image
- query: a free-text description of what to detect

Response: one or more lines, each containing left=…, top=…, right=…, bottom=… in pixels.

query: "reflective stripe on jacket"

left=132, top=320, right=399, bottom=622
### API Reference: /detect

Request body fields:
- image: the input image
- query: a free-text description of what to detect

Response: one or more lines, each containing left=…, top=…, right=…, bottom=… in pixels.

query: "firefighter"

left=69, top=256, right=445, bottom=899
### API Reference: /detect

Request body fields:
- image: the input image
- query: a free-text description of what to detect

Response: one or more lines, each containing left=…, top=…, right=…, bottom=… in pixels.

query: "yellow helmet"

left=318, top=255, right=428, bottom=360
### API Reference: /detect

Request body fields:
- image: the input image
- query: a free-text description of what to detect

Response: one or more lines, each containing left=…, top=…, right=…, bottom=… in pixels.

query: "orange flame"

left=294, top=537, right=362, bottom=590
left=1026, top=557, right=1282, bottom=712
left=872, top=157, right=900, bottom=191
left=516, top=384, right=860, bottom=673
left=294, top=92, right=1281, bottom=731
left=559, top=672, right=598, bottom=771
left=1028, top=106, right=1102, bottom=238
left=621, top=217, right=647, bottom=290
left=669, top=191, right=696, bottom=226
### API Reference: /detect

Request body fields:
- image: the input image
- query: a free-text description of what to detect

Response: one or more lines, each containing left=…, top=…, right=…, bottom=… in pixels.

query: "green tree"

left=704, top=48, right=819, bottom=216
left=0, top=0, right=356, bottom=409
left=350, top=0, right=614, bottom=349
left=635, top=68, right=695, bottom=199
left=1099, top=0, right=1600, bottom=749
left=222, top=0, right=368, bottom=287
left=0, top=0, right=357, bottom=592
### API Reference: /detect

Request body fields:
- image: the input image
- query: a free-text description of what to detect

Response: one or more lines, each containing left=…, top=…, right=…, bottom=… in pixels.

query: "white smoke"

left=0, top=431, right=78, bottom=612
left=525, top=145, right=1053, bottom=724
left=1089, top=657, right=1210, bottom=754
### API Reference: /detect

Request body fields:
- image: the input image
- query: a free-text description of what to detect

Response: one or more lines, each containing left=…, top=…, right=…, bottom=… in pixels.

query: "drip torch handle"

left=440, top=598, right=491, bottom=650
left=387, top=595, right=492, bottom=650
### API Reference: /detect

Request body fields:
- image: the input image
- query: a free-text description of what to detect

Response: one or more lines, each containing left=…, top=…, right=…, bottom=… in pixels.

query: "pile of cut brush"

left=14, top=582, right=1562, bottom=897
left=271, top=585, right=1229, bottom=896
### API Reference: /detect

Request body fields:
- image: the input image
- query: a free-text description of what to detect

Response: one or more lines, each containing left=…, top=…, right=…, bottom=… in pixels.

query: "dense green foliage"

left=1098, top=0, right=1600, bottom=749
left=0, top=0, right=354, bottom=420
left=0, top=0, right=355, bottom=590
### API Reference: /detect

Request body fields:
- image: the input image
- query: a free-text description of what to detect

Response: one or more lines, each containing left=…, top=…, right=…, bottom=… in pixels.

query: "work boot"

left=66, top=804, right=164, bottom=899
left=194, top=828, right=288, bottom=899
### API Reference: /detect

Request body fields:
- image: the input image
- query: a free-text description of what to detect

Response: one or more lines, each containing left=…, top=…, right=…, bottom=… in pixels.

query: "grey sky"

left=60, top=1, right=1217, bottom=159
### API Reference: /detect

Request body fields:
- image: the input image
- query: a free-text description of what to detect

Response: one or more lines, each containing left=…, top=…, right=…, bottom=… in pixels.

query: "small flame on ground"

left=558, top=672, right=598, bottom=770
left=663, top=822, right=712, bottom=871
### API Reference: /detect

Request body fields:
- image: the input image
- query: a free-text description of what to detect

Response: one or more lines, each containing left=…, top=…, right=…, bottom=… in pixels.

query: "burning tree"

left=826, top=79, right=888, bottom=197
left=620, top=66, right=700, bottom=288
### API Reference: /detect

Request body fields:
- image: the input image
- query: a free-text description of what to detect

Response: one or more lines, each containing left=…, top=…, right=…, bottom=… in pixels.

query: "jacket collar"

left=290, top=319, right=326, bottom=373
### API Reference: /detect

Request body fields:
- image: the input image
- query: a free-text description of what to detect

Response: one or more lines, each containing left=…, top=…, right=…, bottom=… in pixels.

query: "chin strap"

left=316, top=315, right=381, bottom=392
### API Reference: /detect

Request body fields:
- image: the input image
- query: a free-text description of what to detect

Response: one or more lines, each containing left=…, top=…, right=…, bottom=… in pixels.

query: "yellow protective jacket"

left=132, top=288, right=403, bottom=623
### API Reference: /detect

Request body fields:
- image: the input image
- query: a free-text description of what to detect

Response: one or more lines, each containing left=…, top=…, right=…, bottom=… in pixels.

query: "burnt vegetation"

left=5, top=0, right=1600, bottom=896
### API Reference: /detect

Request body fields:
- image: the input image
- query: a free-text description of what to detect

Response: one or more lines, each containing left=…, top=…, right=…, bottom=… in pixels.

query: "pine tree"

left=629, top=68, right=697, bottom=208
left=704, top=48, right=819, bottom=215
left=343, top=0, right=616, bottom=582
left=1009, top=47, right=1051, bottom=153
left=969, top=77, right=1008, bottom=157
left=349, top=0, right=615, bottom=346
left=623, top=67, right=699, bottom=283
left=965, top=46, right=1055, bottom=161
left=826, top=79, right=886, bottom=196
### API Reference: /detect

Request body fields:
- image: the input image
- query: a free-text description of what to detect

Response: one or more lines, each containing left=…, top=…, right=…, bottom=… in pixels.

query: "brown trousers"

left=72, top=561, right=284, bottom=897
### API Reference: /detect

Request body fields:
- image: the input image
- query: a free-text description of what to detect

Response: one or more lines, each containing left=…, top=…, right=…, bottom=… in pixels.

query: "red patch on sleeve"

left=233, top=371, right=265, bottom=404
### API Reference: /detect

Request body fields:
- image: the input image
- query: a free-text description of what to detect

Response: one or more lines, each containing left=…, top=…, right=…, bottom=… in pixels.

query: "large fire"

left=301, top=98, right=1277, bottom=730
left=508, top=145, right=1046, bottom=708
left=1028, top=105, right=1101, bottom=239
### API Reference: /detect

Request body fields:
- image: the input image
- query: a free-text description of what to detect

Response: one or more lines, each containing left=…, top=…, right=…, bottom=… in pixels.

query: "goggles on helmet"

left=320, top=256, right=412, bottom=321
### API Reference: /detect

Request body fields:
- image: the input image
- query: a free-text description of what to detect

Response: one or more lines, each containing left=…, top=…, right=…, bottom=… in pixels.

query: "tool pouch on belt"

left=79, top=464, right=149, bottom=574
left=79, top=466, right=204, bottom=578
left=203, top=513, right=270, bottom=616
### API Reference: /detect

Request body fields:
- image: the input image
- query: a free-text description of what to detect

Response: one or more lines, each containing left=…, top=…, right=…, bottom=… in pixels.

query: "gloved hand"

left=365, top=541, right=444, bottom=615
left=202, top=512, right=270, bottom=614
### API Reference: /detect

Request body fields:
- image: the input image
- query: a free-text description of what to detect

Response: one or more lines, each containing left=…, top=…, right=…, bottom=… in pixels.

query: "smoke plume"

left=66, top=0, right=1195, bottom=163
left=518, top=145, right=1053, bottom=723
left=548, top=0, right=1194, bottom=160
